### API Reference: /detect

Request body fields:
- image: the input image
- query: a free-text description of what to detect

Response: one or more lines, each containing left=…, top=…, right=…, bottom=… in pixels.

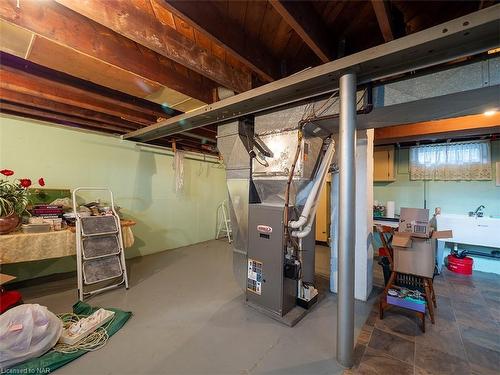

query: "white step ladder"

left=73, top=187, right=129, bottom=301
left=216, top=200, right=232, bottom=243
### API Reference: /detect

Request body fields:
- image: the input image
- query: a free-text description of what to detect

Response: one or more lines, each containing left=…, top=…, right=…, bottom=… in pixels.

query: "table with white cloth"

left=0, top=220, right=135, bottom=264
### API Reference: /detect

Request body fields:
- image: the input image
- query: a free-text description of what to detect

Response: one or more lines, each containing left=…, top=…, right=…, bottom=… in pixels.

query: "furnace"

left=217, top=104, right=335, bottom=325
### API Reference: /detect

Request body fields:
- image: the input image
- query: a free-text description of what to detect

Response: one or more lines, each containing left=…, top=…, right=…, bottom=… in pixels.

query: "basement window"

left=409, top=141, right=492, bottom=181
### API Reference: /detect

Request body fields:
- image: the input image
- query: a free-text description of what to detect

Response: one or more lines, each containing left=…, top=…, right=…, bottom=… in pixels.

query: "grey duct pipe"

left=336, top=72, right=357, bottom=368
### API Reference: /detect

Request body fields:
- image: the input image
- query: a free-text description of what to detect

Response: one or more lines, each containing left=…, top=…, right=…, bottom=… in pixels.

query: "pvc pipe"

left=291, top=175, right=326, bottom=238
left=288, top=151, right=328, bottom=228
left=291, top=140, right=335, bottom=237
left=289, top=140, right=335, bottom=229
left=336, top=72, right=357, bottom=368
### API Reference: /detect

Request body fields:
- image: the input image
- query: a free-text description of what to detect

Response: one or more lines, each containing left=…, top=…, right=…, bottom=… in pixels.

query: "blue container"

left=387, top=295, right=426, bottom=313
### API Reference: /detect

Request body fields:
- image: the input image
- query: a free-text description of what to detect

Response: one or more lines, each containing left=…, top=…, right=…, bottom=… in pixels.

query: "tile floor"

left=349, top=260, right=500, bottom=375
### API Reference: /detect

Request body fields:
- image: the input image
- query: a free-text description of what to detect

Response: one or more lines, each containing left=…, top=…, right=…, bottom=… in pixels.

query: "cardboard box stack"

left=392, top=208, right=453, bottom=278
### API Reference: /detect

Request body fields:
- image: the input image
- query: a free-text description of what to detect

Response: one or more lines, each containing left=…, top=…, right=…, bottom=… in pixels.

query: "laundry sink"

left=436, top=214, right=500, bottom=248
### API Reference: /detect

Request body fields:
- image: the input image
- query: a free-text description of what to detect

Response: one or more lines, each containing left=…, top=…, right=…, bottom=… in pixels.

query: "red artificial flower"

left=19, top=179, right=32, bottom=188
left=38, top=178, right=45, bottom=186
left=0, top=169, right=14, bottom=176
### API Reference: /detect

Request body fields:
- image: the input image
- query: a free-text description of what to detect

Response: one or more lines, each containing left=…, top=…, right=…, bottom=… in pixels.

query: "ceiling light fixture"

left=484, top=110, right=497, bottom=116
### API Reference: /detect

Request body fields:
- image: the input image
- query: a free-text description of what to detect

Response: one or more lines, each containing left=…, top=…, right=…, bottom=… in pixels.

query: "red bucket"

left=447, top=255, right=473, bottom=275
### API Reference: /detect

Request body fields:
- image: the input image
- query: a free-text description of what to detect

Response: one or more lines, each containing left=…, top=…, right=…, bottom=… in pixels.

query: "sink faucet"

left=469, top=205, right=485, bottom=217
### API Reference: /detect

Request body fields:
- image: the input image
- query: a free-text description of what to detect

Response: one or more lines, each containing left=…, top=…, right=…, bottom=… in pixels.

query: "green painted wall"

left=374, top=140, right=500, bottom=218
left=0, top=114, right=227, bottom=281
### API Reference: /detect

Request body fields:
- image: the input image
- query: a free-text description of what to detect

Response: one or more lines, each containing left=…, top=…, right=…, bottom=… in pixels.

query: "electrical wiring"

left=253, top=152, right=269, bottom=167
left=301, top=87, right=368, bottom=125
left=301, top=90, right=340, bottom=123
left=52, top=313, right=115, bottom=354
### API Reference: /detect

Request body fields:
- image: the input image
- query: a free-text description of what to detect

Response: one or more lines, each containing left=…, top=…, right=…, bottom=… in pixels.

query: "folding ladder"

left=216, top=200, right=232, bottom=243
left=73, top=187, right=129, bottom=301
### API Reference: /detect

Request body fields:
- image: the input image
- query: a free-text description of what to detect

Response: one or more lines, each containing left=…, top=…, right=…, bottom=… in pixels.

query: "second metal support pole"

left=336, top=72, right=357, bottom=368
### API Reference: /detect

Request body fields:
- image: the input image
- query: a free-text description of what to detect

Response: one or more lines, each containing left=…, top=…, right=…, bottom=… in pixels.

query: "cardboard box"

left=398, top=207, right=431, bottom=238
left=393, top=230, right=453, bottom=278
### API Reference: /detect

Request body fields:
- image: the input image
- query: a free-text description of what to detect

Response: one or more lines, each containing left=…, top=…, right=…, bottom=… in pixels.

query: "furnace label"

left=247, top=259, right=263, bottom=295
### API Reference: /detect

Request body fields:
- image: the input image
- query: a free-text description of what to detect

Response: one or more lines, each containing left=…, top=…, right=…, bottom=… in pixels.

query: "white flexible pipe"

left=292, top=161, right=331, bottom=238
left=291, top=141, right=335, bottom=237
left=292, top=194, right=321, bottom=238
left=289, top=140, right=335, bottom=231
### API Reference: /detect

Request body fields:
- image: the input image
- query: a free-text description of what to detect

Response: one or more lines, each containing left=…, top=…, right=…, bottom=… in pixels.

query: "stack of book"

left=386, top=288, right=426, bottom=313
left=31, top=204, right=64, bottom=219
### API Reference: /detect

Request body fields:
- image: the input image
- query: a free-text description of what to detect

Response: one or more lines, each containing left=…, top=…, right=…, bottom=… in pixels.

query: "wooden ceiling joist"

left=0, top=0, right=216, bottom=104
left=270, top=0, right=334, bottom=63
left=371, top=0, right=395, bottom=42
left=161, top=0, right=280, bottom=82
left=0, top=101, right=133, bottom=134
left=0, top=88, right=142, bottom=130
left=1, top=100, right=214, bottom=152
left=374, top=113, right=500, bottom=143
left=0, top=51, right=217, bottom=153
left=54, top=0, right=252, bottom=93
left=1, top=52, right=173, bottom=118
left=0, top=54, right=168, bottom=125
left=0, top=69, right=154, bottom=125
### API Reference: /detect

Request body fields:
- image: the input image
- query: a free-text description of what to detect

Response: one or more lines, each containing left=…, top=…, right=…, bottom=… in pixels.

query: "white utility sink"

left=436, top=214, right=500, bottom=248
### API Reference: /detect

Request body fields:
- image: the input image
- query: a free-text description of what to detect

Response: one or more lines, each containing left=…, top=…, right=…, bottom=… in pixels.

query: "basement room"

left=0, top=1, right=499, bottom=374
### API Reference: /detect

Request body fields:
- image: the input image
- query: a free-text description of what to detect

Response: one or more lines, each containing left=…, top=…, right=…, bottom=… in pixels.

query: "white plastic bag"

left=0, top=304, right=62, bottom=369
left=173, top=150, right=185, bottom=193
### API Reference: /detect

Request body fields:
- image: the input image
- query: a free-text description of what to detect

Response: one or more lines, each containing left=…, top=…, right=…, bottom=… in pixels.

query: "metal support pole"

left=336, top=72, right=357, bottom=368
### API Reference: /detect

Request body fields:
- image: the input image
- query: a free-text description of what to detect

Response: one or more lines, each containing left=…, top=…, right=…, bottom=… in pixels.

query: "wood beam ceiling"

left=55, top=0, right=252, bottom=93
left=1, top=67, right=156, bottom=125
left=371, top=0, right=395, bottom=42
left=0, top=53, right=217, bottom=153
left=1, top=99, right=217, bottom=153
left=122, top=5, right=500, bottom=142
left=161, top=0, right=279, bottom=82
left=270, top=0, right=334, bottom=63
left=0, top=0, right=216, bottom=104
left=374, top=113, right=500, bottom=144
left=1, top=88, right=143, bottom=130
left=0, top=101, right=138, bottom=133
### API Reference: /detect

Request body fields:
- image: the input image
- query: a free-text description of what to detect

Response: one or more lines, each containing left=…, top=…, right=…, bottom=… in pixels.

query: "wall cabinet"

left=374, top=146, right=395, bottom=181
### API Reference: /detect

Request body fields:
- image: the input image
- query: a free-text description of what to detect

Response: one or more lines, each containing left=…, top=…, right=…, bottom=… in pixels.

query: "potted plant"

left=0, top=169, right=45, bottom=234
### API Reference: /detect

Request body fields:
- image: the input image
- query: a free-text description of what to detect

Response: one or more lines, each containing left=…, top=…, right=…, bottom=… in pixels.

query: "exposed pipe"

left=291, top=139, right=335, bottom=238
left=289, top=139, right=335, bottom=230
left=283, top=127, right=304, bottom=243
left=337, top=72, right=357, bottom=368
left=183, top=131, right=217, bottom=144
left=282, top=87, right=371, bottom=235
left=135, top=142, right=221, bottom=164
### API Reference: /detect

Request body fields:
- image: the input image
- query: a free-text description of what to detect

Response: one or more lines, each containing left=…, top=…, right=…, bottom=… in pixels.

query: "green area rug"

left=8, top=301, right=132, bottom=373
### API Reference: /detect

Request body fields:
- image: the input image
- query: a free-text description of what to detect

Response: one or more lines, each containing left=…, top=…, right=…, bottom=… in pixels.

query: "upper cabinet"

left=374, top=146, right=395, bottom=182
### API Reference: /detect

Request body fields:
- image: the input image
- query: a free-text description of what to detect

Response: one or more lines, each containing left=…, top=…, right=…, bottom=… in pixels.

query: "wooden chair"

left=379, top=270, right=437, bottom=332
left=374, top=225, right=438, bottom=332
left=373, top=224, right=395, bottom=266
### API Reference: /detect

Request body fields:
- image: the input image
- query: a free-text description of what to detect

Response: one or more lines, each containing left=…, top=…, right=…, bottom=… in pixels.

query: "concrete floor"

left=19, top=240, right=376, bottom=375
